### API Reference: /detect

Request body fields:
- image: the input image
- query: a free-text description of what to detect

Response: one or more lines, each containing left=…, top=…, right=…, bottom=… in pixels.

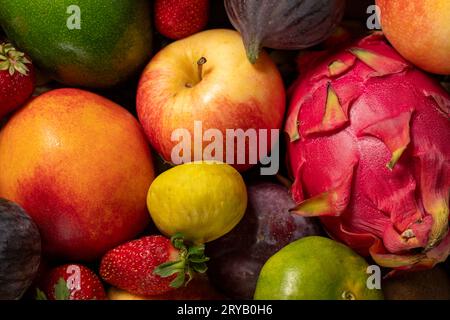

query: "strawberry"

left=100, top=234, right=209, bottom=296
left=0, top=42, right=35, bottom=119
left=154, top=0, right=210, bottom=40
left=37, top=264, right=106, bottom=300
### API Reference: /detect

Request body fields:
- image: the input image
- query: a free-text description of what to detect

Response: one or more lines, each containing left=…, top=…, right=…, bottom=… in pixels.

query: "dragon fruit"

left=286, top=33, right=450, bottom=271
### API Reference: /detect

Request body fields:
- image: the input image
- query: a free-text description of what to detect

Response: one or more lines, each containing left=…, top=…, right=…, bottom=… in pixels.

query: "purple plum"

left=207, top=182, right=323, bottom=299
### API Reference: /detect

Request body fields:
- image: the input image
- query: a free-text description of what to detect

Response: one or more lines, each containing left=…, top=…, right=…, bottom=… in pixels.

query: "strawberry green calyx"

left=54, top=278, right=71, bottom=300
left=35, top=278, right=71, bottom=300
left=35, top=289, right=48, bottom=300
left=0, top=42, right=32, bottom=76
left=153, top=233, right=209, bottom=288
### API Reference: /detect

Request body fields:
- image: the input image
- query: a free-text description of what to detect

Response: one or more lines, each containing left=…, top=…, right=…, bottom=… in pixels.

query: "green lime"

left=254, top=236, right=384, bottom=300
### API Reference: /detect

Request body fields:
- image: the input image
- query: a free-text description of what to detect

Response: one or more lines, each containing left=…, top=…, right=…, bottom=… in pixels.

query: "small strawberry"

left=0, top=42, right=35, bottom=118
left=155, top=0, right=210, bottom=40
left=100, top=234, right=209, bottom=296
left=37, top=264, right=106, bottom=300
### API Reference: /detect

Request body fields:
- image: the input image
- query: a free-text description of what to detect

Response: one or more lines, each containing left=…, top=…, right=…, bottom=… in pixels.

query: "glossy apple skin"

left=0, top=89, right=155, bottom=261
left=377, top=0, right=450, bottom=74
left=137, top=29, right=286, bottom=171
left=207, top=182, right=323, bottom=299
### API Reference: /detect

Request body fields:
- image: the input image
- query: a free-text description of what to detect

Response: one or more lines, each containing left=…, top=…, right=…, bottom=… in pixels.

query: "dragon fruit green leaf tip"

left=286, top=33, right=449, bottom=271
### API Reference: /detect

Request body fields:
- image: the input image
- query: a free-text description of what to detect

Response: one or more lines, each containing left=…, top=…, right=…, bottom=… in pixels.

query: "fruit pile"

left=0, top=0, right=449, bottom=301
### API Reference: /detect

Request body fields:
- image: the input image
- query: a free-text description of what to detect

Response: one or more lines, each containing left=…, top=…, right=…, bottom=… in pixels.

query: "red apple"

left=137, top=29, right=286, bottom=172
left=377, top=0, right=450, bottom=74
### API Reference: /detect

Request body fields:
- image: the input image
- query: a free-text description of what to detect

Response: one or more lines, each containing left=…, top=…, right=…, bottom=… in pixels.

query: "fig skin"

left=383, top=267, right=450, bottom=300
left=0, top=198, right=41, bottom=300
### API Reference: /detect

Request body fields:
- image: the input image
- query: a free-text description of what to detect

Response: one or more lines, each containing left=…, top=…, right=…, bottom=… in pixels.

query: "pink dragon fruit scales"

left=286, top=33, right=450, bottom=271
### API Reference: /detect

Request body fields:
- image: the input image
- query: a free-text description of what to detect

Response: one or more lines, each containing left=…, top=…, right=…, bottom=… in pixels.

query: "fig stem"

left=197, top=57, right=207, bottom=81
left=246, top=40, right=261, bottom=64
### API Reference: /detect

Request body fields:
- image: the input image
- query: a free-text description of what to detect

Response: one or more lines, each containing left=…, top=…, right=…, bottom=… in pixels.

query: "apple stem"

left=197, top=57, right=207, bottom=81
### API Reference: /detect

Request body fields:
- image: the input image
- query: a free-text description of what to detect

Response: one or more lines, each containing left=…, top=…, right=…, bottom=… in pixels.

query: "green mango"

left=0, top=0, right=152, bottom=88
